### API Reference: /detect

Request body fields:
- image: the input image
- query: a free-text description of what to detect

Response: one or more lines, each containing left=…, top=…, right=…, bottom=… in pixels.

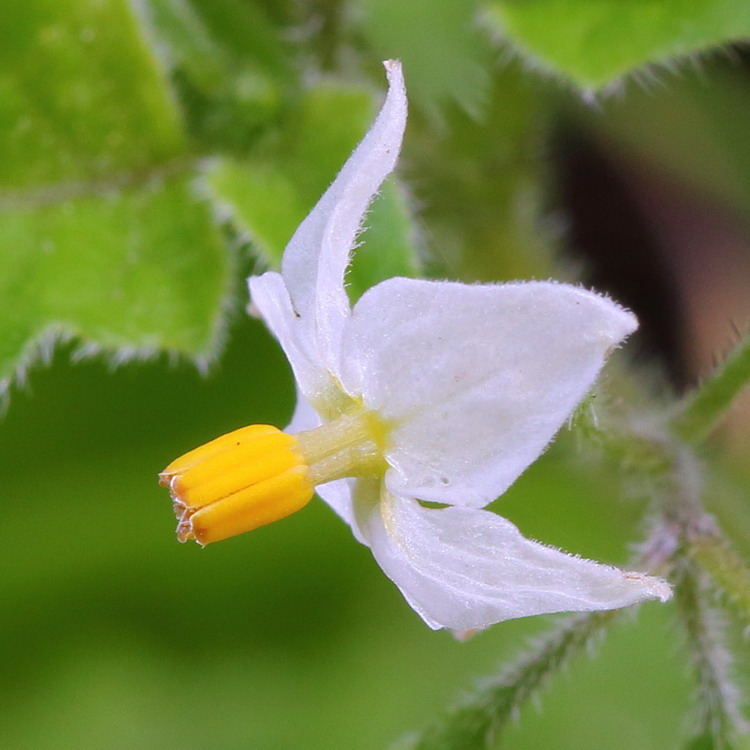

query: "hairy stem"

left=691, top=535, right=750, bottom=628
left=399, top=610, right=619, bottom=750
left=673, top=557, right=748, bottom=747
left=671, top=332, right=750, bottom=446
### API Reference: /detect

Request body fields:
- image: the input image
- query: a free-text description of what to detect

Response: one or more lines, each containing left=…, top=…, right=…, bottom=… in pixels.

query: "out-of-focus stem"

left=671, top=332, right=750, bottom=446
left=691, top=536, right=750, bottom=628
left=402, top=610, right=619, bottom=750
left=673, top=556, right=749, bottom=746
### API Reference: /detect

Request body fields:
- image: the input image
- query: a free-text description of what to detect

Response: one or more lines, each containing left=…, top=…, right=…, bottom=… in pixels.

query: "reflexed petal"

left=285, top=392, right=370, bottom=543
left=315, top=477, right=376, bottom=544
left=285, top=390, right=369, bottom=537
left=249, top=272, right=349, bottom=418
left=341, top=278, right=637, bottom=508
left=286, top=388, right=321, bottom=434
left=360, top=493, right=670, bottom=631
left=280, top=60, right=407, bottom=379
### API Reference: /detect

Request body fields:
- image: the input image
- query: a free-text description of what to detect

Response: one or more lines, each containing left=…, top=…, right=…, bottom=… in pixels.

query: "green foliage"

left=208, top=83, right=419, bottom=298
left=486, top=0, right=750, bottom=90
left=672, top=332, right=750, bottom=445
left=0, top=0, right=185, bottom=188
left=404, top=611, right=618, bottom=750
left=0, top=0, right=422, bottom=397
left=405, top=58, right=554, bottom=281
left=0, top=173, right=230, bottom=389
left=357, top=0, right=492, bottom=118
left=139, top=0, right=295, bottom=150
left=0, top=0, right=230, bottom=395
left=3, top=1, right=750, bottom=749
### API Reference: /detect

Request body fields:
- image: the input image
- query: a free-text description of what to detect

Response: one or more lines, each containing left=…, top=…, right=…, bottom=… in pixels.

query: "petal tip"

left=383, top=59, right=402, bottom=81
left=451, top=627, right=483, bottom=641
left=616, top=305, right=639, bottom=339
left=623, top=570, right=672, bottom=602
left=580, top=288, right=638, bottom=345
left=382, top=60, right=405, bottom=104
left=619, top=306, right=639, bottom=334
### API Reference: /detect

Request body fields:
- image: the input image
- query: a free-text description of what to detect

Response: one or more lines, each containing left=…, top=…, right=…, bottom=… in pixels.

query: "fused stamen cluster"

left=159, top=425, right=314, bottom=546
left=159, top=410, right=386, bottom=546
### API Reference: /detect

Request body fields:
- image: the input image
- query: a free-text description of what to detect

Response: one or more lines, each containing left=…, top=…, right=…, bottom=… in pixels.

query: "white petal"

left=360, top=493, right=670, bottom=631
left=283, top=391, right=366, bottom=537
left=315, top=477, right=375, bottom=545
left=340, top=278, right=637, bottom=507
left=280, top=60, right=407, bottom=380
left=285, top=387, right=368, bottom=541
left=249, top=272, right=349, bottom=418
left=285, top=387, right=321, bottom=434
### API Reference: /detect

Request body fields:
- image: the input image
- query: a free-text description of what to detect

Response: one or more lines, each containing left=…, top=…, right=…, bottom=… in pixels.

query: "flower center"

left=159, top=408, right=387, bottom=546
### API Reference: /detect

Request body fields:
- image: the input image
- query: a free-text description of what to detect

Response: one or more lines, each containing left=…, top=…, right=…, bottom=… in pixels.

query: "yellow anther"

left=187, top=466, right=313, bottom=546
left=167, top=432, right=300, bottom=509
left=159, top=409, right=388, bottom=547
left=159, top=424, right=279, bottom=487
left=161, top=425, right=314, bottom=546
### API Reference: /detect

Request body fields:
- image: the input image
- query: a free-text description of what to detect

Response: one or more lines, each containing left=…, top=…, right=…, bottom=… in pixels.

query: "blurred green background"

left=0, top=315, right=695, bottom=750
left=2, top=1, right=750, bottom=748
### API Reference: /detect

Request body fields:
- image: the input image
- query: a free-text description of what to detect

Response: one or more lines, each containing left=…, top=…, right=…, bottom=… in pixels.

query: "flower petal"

left=284, top=388, right=369, bottom=542
left=316, top=477, right=375, bottom=545
left=341, top=278, right=637, bottom=507
left=286, top=387, right=321, bottom=434
left=248, top=272, right=327, bottom=407
left=280, top=60, right=407, bottom=380
left=249, top=272, right=349, bottom=419
left=360, top=493, right=670, bottom=631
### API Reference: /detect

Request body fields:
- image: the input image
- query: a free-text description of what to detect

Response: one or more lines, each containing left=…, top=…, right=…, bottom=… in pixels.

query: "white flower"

left=161, top=60, right=670, bottom=631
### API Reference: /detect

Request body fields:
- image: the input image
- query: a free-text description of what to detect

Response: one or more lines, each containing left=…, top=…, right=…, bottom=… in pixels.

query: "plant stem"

left=671, top=332, right=750, bottom=446
left=673, top=557, right=748, bottom=747
left=691, top=536, right=750, bottom=628
left=400, top=610, right=619, bottom=750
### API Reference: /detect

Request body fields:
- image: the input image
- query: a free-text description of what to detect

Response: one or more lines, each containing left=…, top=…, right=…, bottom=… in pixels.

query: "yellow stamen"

left=161, top=425, right=314, bottom=546
left=159, top=424, right=278, bottom=485
left=159, top=409, right=387, bottom=546
left=187, top=465, right=312, bottom=545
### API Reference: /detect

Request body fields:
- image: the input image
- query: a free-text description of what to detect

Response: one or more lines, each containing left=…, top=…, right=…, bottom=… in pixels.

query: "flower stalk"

left=690, top=535, right=750, bottom=628
left=673, top=556, right=749, bottom=746
left=671, top=330, right=750, bottom=446
left=401, top=610, right=619, bottom=750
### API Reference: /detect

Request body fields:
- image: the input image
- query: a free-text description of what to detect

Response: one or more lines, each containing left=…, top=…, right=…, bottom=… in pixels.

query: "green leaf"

left=357, top=0, right=492, bottom=119
left=0, top=0, right=186, bottom=188
left=485, top=0, right=750, bottom=91
left=0, top=0, right=232, bottom=398
left=0, top=172, right=230, bottom=392
left=406, top=59, right=555, bottom=282
left=208, top=82, right=420, bottom=301
left=139, top=0, right=295, bottom=150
